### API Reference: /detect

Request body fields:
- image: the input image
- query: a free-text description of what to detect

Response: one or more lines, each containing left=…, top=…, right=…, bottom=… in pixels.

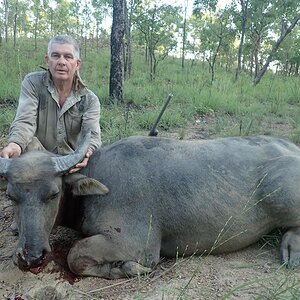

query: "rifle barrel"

left=149, top=94, right=173, bottom=136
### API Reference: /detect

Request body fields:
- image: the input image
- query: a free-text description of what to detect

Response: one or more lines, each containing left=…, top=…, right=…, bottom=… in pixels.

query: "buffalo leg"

left=280, top=227, right=300, bottom=268
left=67, top=234, right=157, bottom=279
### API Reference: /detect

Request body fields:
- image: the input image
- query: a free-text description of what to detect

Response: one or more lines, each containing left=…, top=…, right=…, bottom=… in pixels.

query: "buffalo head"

left=0, top=132, right=108, bottom=271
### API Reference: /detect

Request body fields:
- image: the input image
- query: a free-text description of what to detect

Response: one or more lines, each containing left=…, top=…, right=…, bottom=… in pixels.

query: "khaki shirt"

left=8, top=71, right=102, bottom=155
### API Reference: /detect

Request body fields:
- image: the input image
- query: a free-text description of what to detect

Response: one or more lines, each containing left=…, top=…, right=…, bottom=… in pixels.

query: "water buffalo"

left=1, top=133, right=300, bottom=279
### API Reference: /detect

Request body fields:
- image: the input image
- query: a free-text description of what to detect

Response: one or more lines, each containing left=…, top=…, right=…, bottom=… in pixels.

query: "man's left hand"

left=69, top=149, right=93, bottom=174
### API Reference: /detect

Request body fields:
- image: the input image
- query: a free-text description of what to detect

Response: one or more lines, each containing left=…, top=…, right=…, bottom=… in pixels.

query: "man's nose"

left=57, top=56, right=66, bottom=65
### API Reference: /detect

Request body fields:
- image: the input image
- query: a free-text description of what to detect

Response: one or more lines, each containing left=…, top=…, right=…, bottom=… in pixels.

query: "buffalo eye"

left=46, top=192, right=60, bottom=202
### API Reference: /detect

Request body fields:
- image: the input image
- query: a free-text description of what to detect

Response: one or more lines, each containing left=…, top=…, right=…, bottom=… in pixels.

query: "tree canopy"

left=0, top=0, right=299, bottom=85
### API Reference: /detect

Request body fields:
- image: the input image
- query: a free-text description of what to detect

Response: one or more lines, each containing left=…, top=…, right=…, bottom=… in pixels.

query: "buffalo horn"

left=52, top=130, right=91, bottom=174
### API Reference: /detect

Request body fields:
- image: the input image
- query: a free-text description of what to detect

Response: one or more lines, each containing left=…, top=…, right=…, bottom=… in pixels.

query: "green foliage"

left=2, top=0, right=300, bottom=82
left=0, top=105, right=15, bottom=136
left=132, top=3, right=182, bottom=79
left=0, top=41, right=47, bottom=100
left=189, top=6, right=236, bottom=83
left=0, top=38, right=299, bottom=144
left=100, top=104, right=138, bottom=143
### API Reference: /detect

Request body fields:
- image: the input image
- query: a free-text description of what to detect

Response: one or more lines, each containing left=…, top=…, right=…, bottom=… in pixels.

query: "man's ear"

left=63, top=173, right=109, bottom=196
left=76, top=59, right=81, bottom=70
left=44, top=54, right=49, bottom=66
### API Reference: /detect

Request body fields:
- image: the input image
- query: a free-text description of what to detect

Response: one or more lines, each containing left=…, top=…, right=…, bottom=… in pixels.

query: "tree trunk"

left=96, top=23, right=100, bottom=54
left=34, top=5, right=39, bottom=51
left=295, top=62, right=299, bottom=76
left=4, top=0, right=8, bottom=43
left=13, top=0, right=18, bottom=48
left=181, top=0, right=188, bottom=69
left=148, top=7, right=156, bottom=80
left=235, top=0, right=248, bottom=82
left=253, top=14, right=300, bottom=86
left=123, top=0, right=132, bottom=80
left=207, top=34, right=222, bottom=84
left=109, top=0, right=125, bottom=102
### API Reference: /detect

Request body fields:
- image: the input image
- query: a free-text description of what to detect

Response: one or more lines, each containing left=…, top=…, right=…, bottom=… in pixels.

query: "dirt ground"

left=1, top=115, right=300, bottom=300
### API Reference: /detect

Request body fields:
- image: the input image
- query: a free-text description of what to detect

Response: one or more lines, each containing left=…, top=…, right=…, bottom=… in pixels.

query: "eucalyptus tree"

left=110, top=0, right=125, bottom=102
left=0, top=0, right=22, bottom=43
left=186, top=16, right=204, bottom=64
left=245, top=0, right=273, bottom=77
left=181, top=0, right=189, bottom=69
left=133, top=2, right=182, bottom=80
left=233, top=0, right=249, bottom=81
left=124, top=0, right=140, bottom=79
left=92, top=0, right=111, bottom=53
left=1, top=0, right=34, bottom=44
left=191, top=1, right=235, bottom=83
left=71, top=1, right=81, bottom=37
left=12, top=0, right=18, bottom=47
left=81, top=1, right=93, bottom=59
left=50, top=0, right=78, bottom=35
left=193, top=0, right=217, bottom=13
left=1, top=0, right=48, bottom=49
left=31, top=0, right=49, bottom=49
left=32, top=0, right=40, bottom=49
left=275, top=27, right=300, bottom=76
left=227, top=0, right=300, bottom=84
left=253, top=0, right=300, bottom=85
left=2, top=0, right=9, bottom=43
left=0, top=3, right=3, bottom=43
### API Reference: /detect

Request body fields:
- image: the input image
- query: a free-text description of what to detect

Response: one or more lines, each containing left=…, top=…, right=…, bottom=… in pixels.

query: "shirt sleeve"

left=82, top=92, right=102, bottom=152
left=8, top=75, right=39, bottom=152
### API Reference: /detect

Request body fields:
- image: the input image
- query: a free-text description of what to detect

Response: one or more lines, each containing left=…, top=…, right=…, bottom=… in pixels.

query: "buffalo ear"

left=72, top=177, right=109, bottom=196
left=64, top=173, right=109, bottom=196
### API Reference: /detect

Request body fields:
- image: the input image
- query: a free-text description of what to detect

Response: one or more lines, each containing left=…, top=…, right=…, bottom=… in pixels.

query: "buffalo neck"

left=55, top=187, right=85, bottom=232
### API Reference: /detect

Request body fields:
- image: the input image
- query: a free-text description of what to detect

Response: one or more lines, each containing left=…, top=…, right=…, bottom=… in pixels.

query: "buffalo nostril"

left=40, top=250, right=47, bottom=263
left=14, top=241, right=52, bottom=272
left=15, top=247, right=48, bottom=268
left=16, top=247, right=28, bottom=263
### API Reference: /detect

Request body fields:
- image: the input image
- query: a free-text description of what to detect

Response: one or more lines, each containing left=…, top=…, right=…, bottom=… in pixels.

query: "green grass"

left=0, top=39, right=299, bottom=143
left=0, top=106, right=15, bottom=137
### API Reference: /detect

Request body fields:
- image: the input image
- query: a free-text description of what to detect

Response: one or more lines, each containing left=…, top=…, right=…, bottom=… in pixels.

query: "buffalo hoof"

left=280, top=227, right=300, bottom=268
left=69, top=256, right=152, bottom=279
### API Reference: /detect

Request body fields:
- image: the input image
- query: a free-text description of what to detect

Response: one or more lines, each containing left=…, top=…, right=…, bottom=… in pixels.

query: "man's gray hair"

left=47, top=35, right=80, bottom=59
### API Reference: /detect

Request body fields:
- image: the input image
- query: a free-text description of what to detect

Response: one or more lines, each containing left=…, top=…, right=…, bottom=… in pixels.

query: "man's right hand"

left=0, top=142, right=22, bottom=158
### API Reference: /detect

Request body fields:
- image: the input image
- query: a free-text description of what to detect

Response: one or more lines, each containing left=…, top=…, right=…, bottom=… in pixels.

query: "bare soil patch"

left=1, top=115, right=300, bottom=299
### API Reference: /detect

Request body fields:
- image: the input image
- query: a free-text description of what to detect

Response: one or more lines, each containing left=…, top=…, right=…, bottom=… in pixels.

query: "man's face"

left=45, top=43, right=81, bottom=83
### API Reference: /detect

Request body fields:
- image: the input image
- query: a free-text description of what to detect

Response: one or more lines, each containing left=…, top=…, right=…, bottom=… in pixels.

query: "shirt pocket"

left=65, top=105, right=83, bottom=135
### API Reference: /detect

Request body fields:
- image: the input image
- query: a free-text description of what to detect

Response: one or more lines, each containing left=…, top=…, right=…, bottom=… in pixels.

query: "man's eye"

left=65, top=55, right=74, bottom=60
left=51, top=53, right=60, bottom=59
